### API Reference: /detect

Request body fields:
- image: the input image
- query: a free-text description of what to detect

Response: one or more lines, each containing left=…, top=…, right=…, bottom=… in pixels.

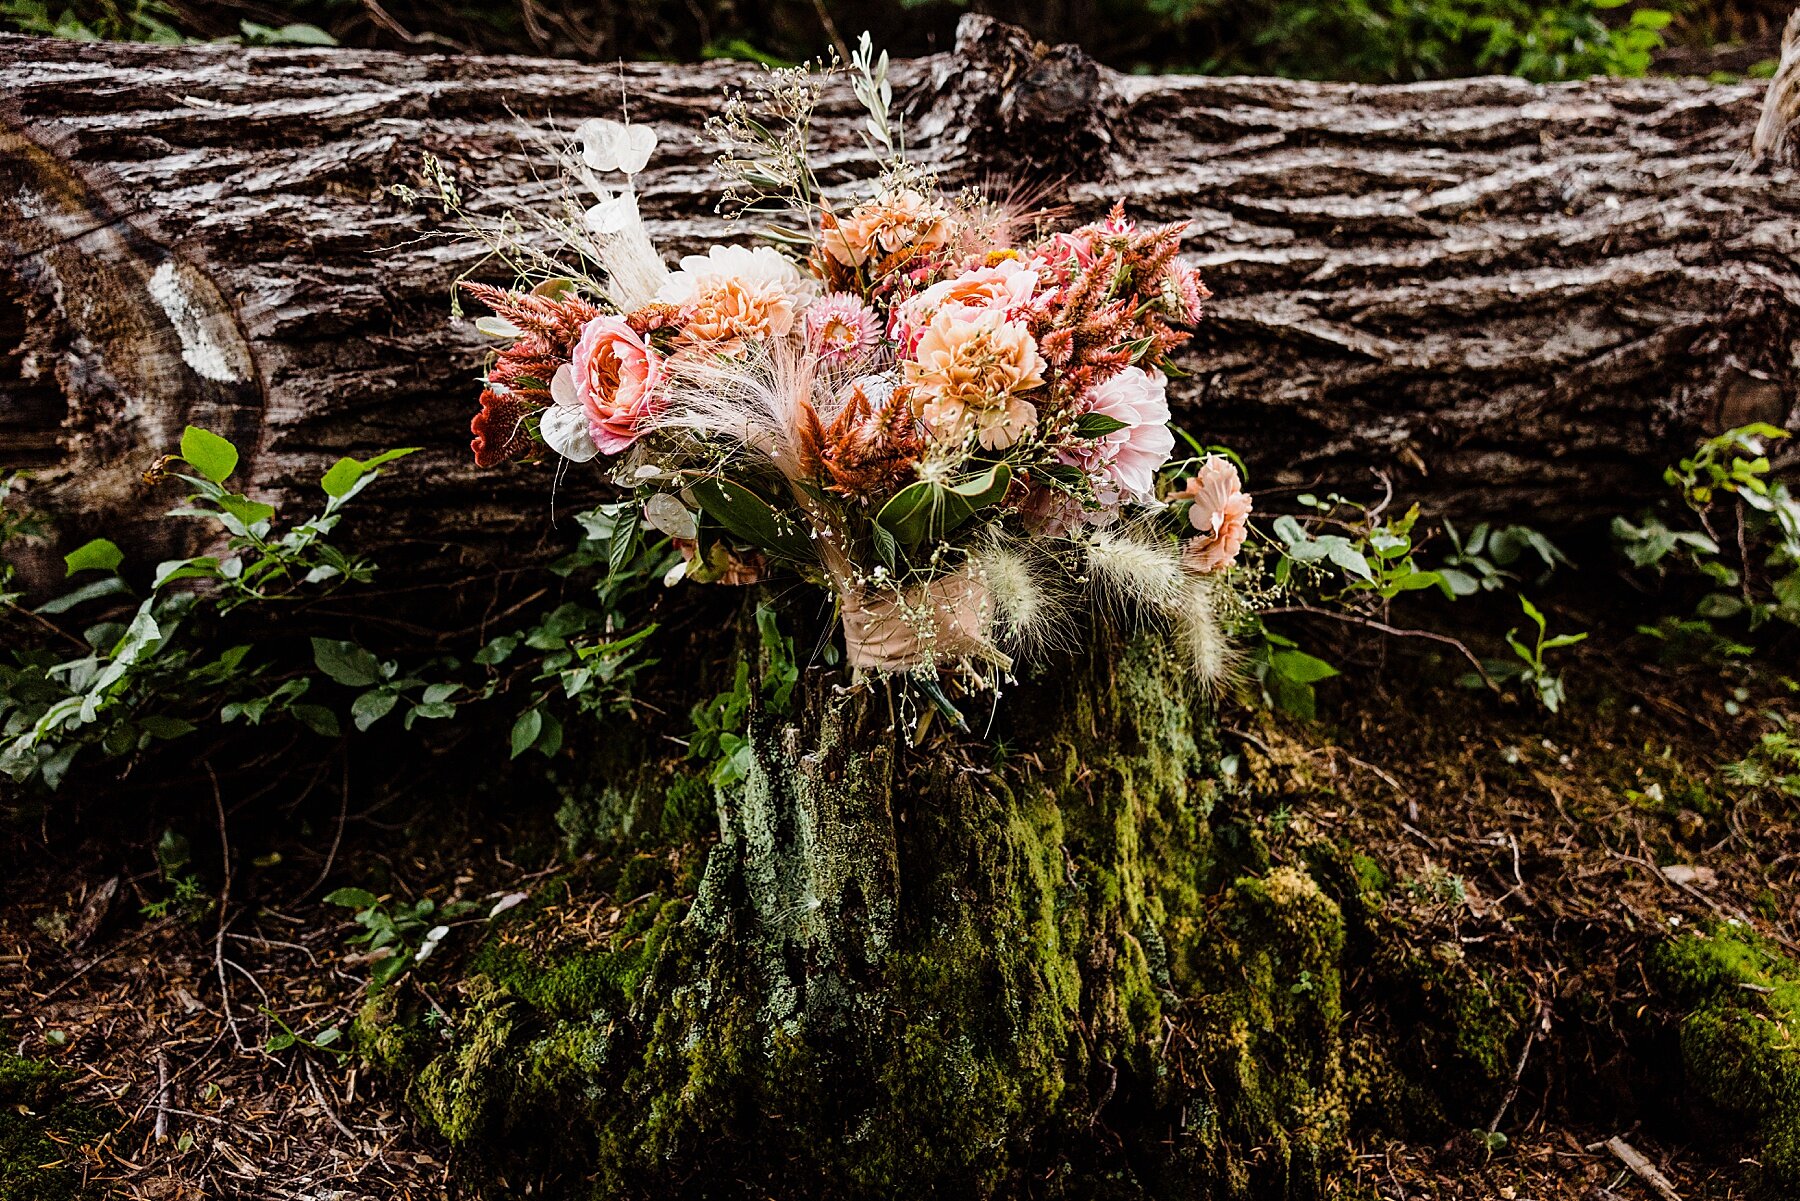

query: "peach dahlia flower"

left=820, top=191, right=953, bottom=270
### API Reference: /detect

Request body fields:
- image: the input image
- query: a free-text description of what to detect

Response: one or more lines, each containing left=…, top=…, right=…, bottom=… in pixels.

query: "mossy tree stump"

left=362, top=637, right=1352, bottom=1198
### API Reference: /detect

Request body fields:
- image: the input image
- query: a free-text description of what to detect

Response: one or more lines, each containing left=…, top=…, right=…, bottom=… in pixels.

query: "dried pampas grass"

left=651, top=343, right=838, bottom=483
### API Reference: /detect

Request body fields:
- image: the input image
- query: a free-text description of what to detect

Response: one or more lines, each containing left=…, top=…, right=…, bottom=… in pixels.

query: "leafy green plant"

left=687, top=603, right=800, bottom=788
left=261, top=1007, right=345, bottom=1057
left=1722, top=720, right=1800, bottom=800
left=1250, top=630, right=1341, bottom=720
left=139, top=829, right=213, bottom=923
left=1617, top=424, right=1800, bottom=639
left=1258, top=489, right=1577, bottom=715
left=1438, top=521, right=1570, bottom=596
left=0, top=429, right=413, bottom=790
left=0, top=0, right=183, bottom=41
left=324, top=887, right=480, bottom=990
left=1249, top=0, right=1669, bottom=82
left=1473, top=594, right=1587, bottom=713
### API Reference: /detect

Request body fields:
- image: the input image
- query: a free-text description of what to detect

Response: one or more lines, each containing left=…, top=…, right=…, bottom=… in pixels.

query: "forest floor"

left=2, top=582, right=1792, bottom=1200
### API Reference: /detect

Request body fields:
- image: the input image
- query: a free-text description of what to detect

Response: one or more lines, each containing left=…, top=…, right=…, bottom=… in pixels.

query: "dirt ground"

left=3, top=588, right=1792, bottom=1200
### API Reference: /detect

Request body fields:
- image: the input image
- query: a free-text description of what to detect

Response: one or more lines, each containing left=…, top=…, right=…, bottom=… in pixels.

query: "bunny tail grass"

left=1084, top=527, right=1185, bottom=621
left=972, top=536, right=1076, bottom=663
left=1176, top=573, right=1242, bottom=693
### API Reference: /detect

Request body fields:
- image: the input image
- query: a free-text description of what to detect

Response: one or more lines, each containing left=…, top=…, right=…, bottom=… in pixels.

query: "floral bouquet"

left=444, top=39, right=1252, bottom=707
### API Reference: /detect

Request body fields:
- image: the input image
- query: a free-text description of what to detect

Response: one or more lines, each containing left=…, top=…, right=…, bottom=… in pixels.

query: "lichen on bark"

left=361, top=636, right=1354, bottom=1198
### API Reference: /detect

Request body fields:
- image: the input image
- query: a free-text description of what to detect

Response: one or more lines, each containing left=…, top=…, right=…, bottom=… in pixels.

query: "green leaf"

left=290, top=704, right=342, bottom=738
left=350, top=689, right=397, bottom=731
left=1324, top=540, right=1374, bottom=581
left=36, top=576, right=131, bottom=615
left=689, top=478, right=813, bottom=561
left=1436, top=568, right=1480, bottom=598
left=875, top=463, right=1011, bottom=550
left=64, top=539, right=123, bottom=576
left=221, top=492, right=277, bottom=526
left=312, top=638, right=381, bottom=688
left=179, top=426, right=238, bottom=483
left=1271, top=648, right=1340, bottom=685
left=269, top=20, right=336, bottom=44
left=1271, top=515, right=1310, bottom=548
left=535, top=711, right=564, bottom=758
left=156, top=829, right=192, bottom=873
left=323, top=887, right=379, bottom=910
left=1073, top=412, right=1130, bottom=438
left=137, top=715, right=196, bottom=740
left=608, top=502, right=641, bottom=577
left=511, top=709, right=543, bottom=759
left=475, top=635, right=519, bottom=666
left=321, top=448, right=418, bottom=499
left=370, top=951, right=411, bottom=989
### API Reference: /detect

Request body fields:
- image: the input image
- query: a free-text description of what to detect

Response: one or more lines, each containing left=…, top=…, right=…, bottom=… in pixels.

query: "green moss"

left=364, top=638, right=1358, bottom=1200
left=0, top=1052, right=105, bottom=1201
left=1652, top=923, right=1800, bottom=1198
left=1302, top=839, right=1530, bottom=1138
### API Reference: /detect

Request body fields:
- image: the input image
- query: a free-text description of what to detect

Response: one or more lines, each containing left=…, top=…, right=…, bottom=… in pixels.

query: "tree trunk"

left=360, top=635, right=1370, bottom=1199
left=3, top=17, right=1797, bottom=598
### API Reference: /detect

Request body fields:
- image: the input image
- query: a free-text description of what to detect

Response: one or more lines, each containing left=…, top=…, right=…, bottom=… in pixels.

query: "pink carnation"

left=1059, top=367, right=1176, bottom=505
left=1179, top=455, right=1252, bottom=574
left=571, top=315, right=663, bottom=454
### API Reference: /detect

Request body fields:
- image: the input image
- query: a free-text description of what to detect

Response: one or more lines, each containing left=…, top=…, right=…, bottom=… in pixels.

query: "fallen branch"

left=1588, top=1136, right=1683, bottom=1201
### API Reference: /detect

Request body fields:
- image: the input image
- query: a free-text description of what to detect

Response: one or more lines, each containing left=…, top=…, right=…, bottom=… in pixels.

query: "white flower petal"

left=550, top=362, right=579, bottom=408
left=540, top=403, right=600, bottom=462
left=474, top=315, right=522, bottom=338
left=617, top=123, right=657, bottom=175
left=585, top=190, right=640, bottom=238
left=579, top=117, right=658, bottom=176
left=644, top=493, right=698, bottom=540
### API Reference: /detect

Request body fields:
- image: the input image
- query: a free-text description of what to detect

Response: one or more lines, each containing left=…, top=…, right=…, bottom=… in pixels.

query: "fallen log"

left=1, top=16, right=1796, bottom=596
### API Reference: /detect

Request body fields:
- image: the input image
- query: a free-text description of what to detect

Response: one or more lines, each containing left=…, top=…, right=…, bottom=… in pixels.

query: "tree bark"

left=2, top=15, right=1797, bottom=597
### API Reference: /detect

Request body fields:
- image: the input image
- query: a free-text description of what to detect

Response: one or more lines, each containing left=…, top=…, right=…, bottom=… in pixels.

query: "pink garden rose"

left=571, top=315, right=663, bottom=454
left=890, top=259, right=1039, bottom=357
left=1179, top=455, right=1252, bottom=574
left=1060, top=366, right=1176, bottom=505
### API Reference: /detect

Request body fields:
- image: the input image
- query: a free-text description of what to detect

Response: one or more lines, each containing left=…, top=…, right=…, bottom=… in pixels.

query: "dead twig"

left=208, top=763, right=244, bottom=1053
left=1260, top=605, right=1499, bottom=692
left=1486, top=998, right=1547, bottom=1137
left=1587, top=1135, right=1682, bottom=1201
left=152, top=1053, right=170, bottom=1142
